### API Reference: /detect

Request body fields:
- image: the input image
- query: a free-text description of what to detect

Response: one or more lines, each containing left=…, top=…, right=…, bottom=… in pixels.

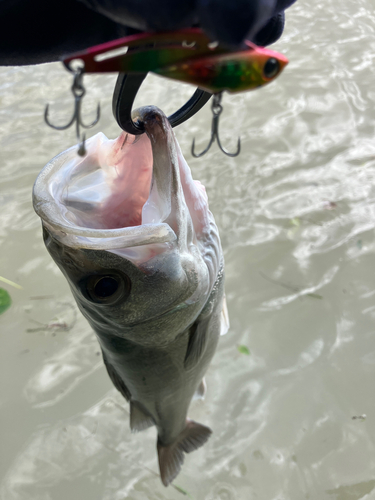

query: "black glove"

left=80, top=0, right=296, bottom=45
left=0, top=0, right=295, bottom=65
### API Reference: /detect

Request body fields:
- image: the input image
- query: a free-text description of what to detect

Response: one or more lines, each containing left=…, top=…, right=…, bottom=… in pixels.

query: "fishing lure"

left=45, top=29, right=288, bottom=156
left=63, top=29, right=288, bottom=94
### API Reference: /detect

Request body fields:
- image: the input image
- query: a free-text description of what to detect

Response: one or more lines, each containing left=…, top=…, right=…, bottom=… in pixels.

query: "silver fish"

left=33, top=106, right=229, bottom=486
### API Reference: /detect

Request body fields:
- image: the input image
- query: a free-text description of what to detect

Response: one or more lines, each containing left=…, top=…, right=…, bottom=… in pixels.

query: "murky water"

left=1, top=0, right=375, bottom=498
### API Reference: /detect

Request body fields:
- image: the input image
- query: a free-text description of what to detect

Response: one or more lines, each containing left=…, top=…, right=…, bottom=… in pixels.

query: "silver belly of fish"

left=33, top=106, right=229, bottom=486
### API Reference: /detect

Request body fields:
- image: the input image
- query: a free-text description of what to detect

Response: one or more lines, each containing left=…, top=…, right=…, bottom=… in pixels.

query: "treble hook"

left=191, top=92, right=241, bottom=158
left=44, top=66, right=100, bottom=156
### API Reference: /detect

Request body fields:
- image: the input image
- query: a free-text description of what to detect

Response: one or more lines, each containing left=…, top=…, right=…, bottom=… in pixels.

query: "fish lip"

left=136, top=107, right=164, bottom=127
left=133, top=106, right=169, bottom=139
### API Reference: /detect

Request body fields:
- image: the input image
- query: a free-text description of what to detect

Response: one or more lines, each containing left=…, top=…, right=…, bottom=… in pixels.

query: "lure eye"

left=85, top=274, right=131, bottom=304
left=263, top=57, right=280, bottom=79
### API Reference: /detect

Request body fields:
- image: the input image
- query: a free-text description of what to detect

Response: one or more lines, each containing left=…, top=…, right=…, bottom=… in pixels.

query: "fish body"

left=33, top=106, right=228, bottom=486
left=154, top=45, right=288, bottom=93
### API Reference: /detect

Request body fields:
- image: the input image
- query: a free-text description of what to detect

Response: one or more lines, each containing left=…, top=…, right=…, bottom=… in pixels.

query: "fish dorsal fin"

left=220, top=295, right=230, bottom=336
left=130, top=402, right=155, bottom=433
left=157, top=419, right=212, bottom=486
left=101, top=351, right=131, bottom=401
left=184, top=319, right=208, bottom=370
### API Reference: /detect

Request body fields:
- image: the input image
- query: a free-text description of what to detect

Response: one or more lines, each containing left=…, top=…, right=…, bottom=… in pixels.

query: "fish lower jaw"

left=42, top=220, right=177, bottom=251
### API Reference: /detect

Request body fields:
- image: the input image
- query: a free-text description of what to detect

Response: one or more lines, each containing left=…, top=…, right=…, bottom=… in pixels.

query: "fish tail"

left=157, top=419, right=212, bottom=487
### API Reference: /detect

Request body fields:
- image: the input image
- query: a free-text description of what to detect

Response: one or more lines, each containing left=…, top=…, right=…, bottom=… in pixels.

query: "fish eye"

left=84, top=273, right=131, bottom=304
left=94, top=276, right=118, bottom=298
left=263, top=57, right=280, bottom=79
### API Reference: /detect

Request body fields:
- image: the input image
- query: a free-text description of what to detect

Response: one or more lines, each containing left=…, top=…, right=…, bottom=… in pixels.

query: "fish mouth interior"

left=61, top=131, right=154, bottom=231
left=34, top=106, right=209, bottom=252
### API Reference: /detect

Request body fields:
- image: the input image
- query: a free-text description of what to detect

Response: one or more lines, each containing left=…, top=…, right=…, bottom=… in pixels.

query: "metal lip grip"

left=112, top=72, right=212, bottom=135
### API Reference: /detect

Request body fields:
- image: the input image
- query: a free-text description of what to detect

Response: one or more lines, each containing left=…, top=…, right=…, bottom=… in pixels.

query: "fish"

left=32, top=106, right=229, bottom=486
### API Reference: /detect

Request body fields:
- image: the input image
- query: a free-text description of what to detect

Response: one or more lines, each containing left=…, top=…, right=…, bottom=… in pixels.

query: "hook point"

left=77, top=133, right=87, bottom=156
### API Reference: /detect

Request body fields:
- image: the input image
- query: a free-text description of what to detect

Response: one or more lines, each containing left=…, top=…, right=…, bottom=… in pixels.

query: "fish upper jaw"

left=134, top=106, right=195, bottom=253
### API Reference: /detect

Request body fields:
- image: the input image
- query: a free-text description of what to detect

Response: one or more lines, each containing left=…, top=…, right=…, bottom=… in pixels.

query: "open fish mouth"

left=33, top=106, right=208, bottom=258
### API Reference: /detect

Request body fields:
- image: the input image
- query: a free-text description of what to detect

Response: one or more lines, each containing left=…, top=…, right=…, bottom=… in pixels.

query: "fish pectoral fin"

left=157, top=419, right=212, bottom=487
left=220, top=295, right=230, bottom=336
left=101, top=351, right=131, bottom=402
left=193, top=378, right=207, bottom=400
left=130, top=402, right=155, bottom=433
left=184, top=319, right=209, bottom=370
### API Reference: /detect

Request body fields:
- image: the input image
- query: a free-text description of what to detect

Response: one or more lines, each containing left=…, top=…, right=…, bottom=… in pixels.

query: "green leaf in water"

left=237, top=345, right=251, bottom=355
left=0, top=288, right=11, bottom=315
left=357, top=239, right=362, bottom=250
left=0, top=276, right=22, bottom=289
left=306, top=293, right=323, bottom=300
left=173, top=484, right=194, bottom=498
left=290, top=217, right=300, bottom=227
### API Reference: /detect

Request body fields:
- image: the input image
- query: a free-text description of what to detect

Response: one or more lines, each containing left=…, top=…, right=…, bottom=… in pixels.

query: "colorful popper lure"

left=153, top=43, right=288, bottom=94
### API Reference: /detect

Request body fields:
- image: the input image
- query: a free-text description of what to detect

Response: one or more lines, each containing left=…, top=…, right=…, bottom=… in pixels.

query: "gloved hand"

left=0, top=0, right=296, bottom=65
left=80, top=0, right=296, bottom=45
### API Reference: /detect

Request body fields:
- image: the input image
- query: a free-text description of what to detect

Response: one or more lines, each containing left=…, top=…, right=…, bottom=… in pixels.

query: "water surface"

left=1, top=1, right=375, bottom=498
